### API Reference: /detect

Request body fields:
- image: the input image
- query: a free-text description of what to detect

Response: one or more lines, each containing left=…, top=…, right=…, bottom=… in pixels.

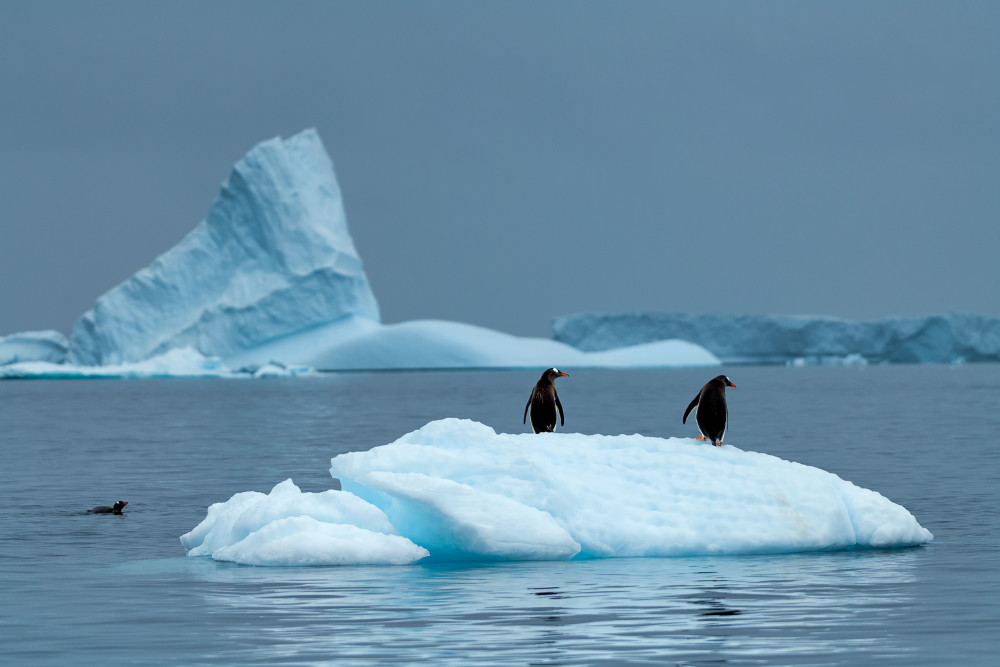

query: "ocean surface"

left=1, top=364, right=997, bottom=665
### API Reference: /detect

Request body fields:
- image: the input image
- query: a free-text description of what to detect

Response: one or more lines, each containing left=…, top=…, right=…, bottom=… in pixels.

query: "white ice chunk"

left=331, top=419, right=932, bottom=559
left=211, top=517, right=428, bottom=567
left=182, top=420, right=931, bottom=566
left=181, top=479, right=428, bottom=566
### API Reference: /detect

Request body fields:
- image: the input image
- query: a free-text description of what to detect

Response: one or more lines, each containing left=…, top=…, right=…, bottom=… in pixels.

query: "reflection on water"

left=124, top=549, right=919, bottom=665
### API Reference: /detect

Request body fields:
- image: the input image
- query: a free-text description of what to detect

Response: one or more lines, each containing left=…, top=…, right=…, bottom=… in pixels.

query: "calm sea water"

left=1, top=365, right=997, bottom=665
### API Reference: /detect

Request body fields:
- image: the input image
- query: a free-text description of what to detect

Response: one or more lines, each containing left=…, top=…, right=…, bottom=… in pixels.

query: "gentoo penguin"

left=682, top=375, right=735, bottom=446
left=524, top=368, right=568, bottom=433
left=88, top=501, right=128, bottom=514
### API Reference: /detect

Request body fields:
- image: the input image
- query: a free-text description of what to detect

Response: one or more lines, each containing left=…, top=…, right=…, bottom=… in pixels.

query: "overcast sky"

left=2, top=1, right=998, bottom=337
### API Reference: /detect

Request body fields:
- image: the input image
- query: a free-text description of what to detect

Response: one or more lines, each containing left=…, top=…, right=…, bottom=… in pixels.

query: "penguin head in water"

left=89, top=500, right=128, bottom=514
left=543, top=368, right=569, bottom=382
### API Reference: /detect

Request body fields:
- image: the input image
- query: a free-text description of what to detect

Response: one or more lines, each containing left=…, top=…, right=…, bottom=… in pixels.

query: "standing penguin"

left=524, top=368, right=568, bottom=433
left=682, top=375, right=736, bottom=446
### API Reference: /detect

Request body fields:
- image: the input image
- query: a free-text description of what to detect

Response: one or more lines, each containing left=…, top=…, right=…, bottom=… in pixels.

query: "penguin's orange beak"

left=558, top=372, right=569, bottom=377
left=727, top=381, right=735, bottom=387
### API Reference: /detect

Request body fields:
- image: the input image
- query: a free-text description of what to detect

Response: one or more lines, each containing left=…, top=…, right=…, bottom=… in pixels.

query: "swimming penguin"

left=524, top=368, right=568, bottom=433
left=88, top=501, right=128, bottom=514
left=682, top=375, right=735, bottom=446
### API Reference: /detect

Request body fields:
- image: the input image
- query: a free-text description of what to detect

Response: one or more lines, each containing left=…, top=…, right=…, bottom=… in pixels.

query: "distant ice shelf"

left=553, top=312, right=1000, bottom=365
left=181, top=419, right=933, bottom=566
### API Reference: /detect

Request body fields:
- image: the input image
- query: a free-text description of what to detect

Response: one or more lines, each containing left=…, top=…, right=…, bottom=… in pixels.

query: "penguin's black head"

left=113, top=501, right=128, bottom=511
left=714, top=375, right=735, bottom=388
left=544, top=367, right=569, bottom=381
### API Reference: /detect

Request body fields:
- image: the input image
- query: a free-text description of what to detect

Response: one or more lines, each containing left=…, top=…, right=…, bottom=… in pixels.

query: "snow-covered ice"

left=180, top=480, right=428, bottom=566
left=0, top=330, right=68, bottom=365
left=554, top=312, right=1000, bottom=364
left=181, top=419, right=932, bottom=566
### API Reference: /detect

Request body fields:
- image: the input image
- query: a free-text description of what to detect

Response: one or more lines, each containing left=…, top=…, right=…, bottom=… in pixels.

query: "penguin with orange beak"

left=683, top=375, right=736, bottom=446
left=524, top=368, right=568, bottom=433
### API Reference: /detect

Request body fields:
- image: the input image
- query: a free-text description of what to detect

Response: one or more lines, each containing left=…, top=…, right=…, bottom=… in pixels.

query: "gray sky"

left=2, top=1, right=998, bottom=338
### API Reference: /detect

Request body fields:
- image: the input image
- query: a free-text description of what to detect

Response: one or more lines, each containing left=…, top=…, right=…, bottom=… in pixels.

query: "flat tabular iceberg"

left=181, top=419, right=932, bottom=566
left=553, top=312, right=1000, bottom=364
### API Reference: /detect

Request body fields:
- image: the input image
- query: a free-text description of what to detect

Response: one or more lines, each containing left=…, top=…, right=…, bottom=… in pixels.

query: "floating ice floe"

left=181, top=419, right=933, bottom=566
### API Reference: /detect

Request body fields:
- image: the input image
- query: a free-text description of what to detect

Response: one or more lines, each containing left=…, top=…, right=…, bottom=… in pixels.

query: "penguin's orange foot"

left=713, top=442, right=722, bottom=447
left=696, top=435, right=707, bottom=441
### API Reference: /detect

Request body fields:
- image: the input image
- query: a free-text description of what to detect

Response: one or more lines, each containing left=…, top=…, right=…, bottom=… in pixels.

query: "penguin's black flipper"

left=682, top=395, right=699, bottom=424
left=524, top=391, right=533, bottom=425
left=555, top=395, right=565, bottom=426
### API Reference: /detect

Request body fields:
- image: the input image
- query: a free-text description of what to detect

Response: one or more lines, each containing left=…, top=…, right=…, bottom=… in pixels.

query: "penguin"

left=524, top=368, right=568, bottom=433
left=682, top=375, right=735, bottom=446
left=88, top=500, right=128, bottom=514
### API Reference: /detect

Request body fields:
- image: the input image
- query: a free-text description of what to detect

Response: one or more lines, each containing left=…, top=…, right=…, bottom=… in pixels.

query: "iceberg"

left=180, top=479, right=428, bottom=566
left=45, top=129, right=717, bottom=374
left=553, top=312, right=1000, bottom=365
left=181, top=419, right=932, bottom=566
left=0, top=330, right=68, bottom=365
left=224, top=317, right=719, bottom=370
left=69, top=129, right=379, bottom=366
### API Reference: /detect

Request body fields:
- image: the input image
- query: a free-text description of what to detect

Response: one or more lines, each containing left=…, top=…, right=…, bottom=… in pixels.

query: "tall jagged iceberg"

left=50, top=129, right=717, bottom=373
left=553, top=312, right=1000, bottom=364
left=69, top=129, right=379, bottom=365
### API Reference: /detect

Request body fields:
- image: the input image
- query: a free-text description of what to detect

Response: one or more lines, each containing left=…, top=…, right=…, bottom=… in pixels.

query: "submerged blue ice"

left=553, top=312, right=1000, bottom=364
left=181, top=419, right=932, bottom=566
